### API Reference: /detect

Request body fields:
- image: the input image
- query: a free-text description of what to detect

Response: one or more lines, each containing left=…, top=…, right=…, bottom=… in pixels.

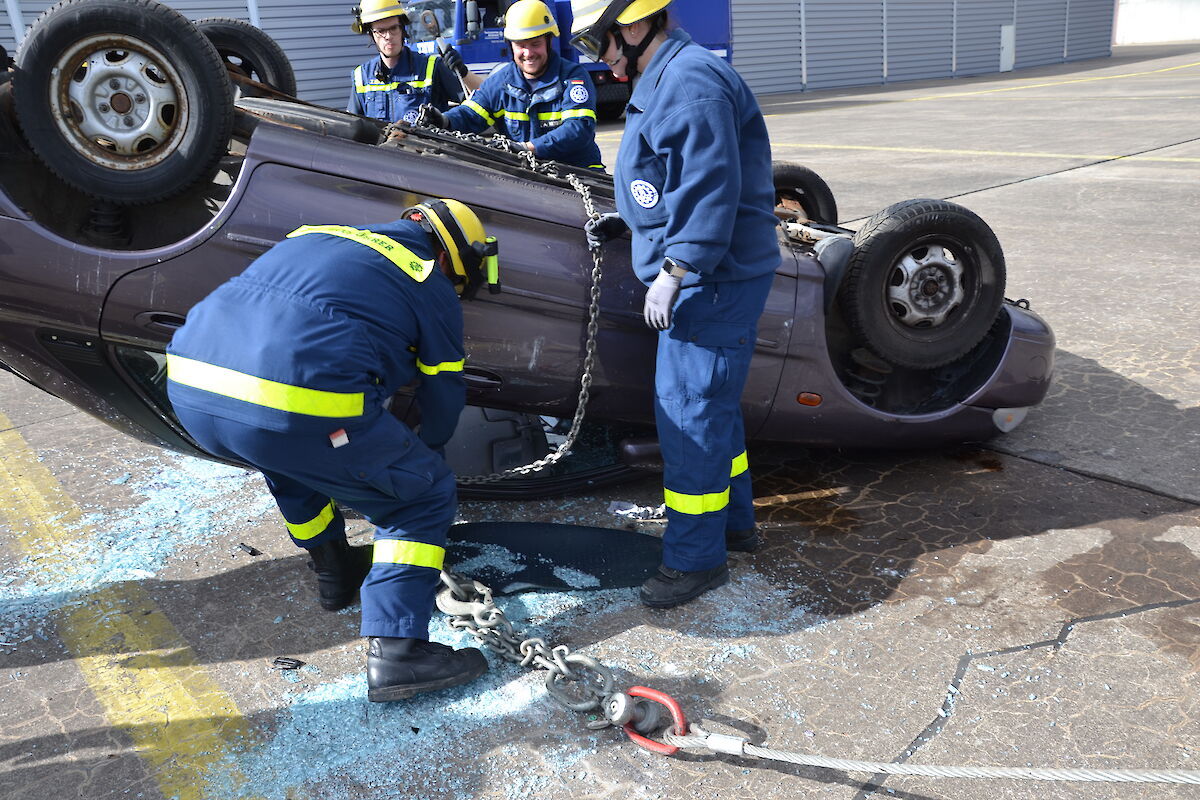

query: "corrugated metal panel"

left=4, top=1, right=249, bottom=55
left=731, top=0, right=803, bottom=95
left=955, top=0, right=1013, bottom=76
left=258, top=1, right=380, bottom=108
left=1066, top=0, right=1113, bottom=60
left=886, top=0, right=953, bottom=83
left=805, top=0, right=884, bottom=90
left=1015, top=0, right=1068, bottom=68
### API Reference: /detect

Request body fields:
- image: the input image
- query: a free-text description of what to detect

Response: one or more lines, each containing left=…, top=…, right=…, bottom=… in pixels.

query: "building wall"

left=730, top=0, right=1116, bottom=96
left=1114, top=0, right=1200, bottom=43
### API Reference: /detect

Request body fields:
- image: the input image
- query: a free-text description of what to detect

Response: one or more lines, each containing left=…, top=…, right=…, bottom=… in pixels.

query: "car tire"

left=842, top=198, right=1006, bottom=370
left=773, top=162, right=838, bottom=225
left=13, top=0, right=234, bottom=205
left=194, top=17, right=297, bottom=97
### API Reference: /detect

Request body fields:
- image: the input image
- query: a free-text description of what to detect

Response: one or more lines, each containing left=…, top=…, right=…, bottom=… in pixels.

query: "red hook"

left=622, top=685, right=688, bottom=756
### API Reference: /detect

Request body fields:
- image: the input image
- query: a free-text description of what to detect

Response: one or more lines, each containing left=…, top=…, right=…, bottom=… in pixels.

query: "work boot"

left=306, top=538, right=373, bottom=611
left=366, top=637, right=488, bottom=702
left=639, top=563, right=729, bottom=609
left=725, top=527, right=761, bottom=553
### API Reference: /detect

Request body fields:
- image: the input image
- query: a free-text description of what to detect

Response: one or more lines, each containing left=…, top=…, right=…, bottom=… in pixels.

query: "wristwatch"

left=662, top=257, right=690, bottom=279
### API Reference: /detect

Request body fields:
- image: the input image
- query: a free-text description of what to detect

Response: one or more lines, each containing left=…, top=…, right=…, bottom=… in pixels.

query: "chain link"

left=436, top=571, right=618, bottom=718
left=404, top=117, right=607, bottom=484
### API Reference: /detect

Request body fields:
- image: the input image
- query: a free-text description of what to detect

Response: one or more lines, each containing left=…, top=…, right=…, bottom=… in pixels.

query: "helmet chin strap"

left=615, top=23, right=657, bottom=80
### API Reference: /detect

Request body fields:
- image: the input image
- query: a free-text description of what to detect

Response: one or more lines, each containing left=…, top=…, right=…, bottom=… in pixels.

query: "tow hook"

left=605, top=686, right=688, bottom=755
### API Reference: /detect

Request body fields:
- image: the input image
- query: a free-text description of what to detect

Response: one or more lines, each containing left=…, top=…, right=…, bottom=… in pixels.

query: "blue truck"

left=407, top=0, right=730, bottom=117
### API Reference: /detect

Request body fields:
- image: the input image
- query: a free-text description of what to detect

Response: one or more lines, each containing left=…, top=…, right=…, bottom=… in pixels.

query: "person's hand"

left=416, top=103, right=446, bottom=128
left=441, top=46, right=469, bottom=78
left=584, top=212, right=627, bottom=251
left=643, top=269, right=682, bottom=330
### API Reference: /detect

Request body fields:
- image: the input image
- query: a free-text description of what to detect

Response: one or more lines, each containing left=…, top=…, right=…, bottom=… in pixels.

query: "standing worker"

left=420, top=0, right=605, bottom=170
left=574, top=0, right=780, bottom=607
left=347, top=0, right=482, bottom=125
left=165, top=201, right=499, bottom=701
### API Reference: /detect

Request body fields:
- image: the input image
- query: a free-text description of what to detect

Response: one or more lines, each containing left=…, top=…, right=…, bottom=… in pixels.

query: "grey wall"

left=730, top=0, right=1116, bottom=96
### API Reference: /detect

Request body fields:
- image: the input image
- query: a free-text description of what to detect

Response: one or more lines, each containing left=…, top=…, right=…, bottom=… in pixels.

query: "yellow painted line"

left=902, top=59, right=1200, bottom=102
left=771, top=141, right=1200, bottom=163
left=0, top=413, right=255, bottom=800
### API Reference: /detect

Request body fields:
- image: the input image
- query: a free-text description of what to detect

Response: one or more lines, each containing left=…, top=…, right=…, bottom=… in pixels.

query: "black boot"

left=639, top=563, right=729, bottom=608
left=725, top=527, right=760, bottom=553
left=366, top=637, right=488, bottom=702
left=306, top=537, right=373, bottom=611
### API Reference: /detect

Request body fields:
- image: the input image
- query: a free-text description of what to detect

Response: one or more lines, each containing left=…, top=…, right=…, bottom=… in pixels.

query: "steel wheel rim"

left=885, top=239, right=968, bottom=329
left=51, top=34, right=190, bottom=171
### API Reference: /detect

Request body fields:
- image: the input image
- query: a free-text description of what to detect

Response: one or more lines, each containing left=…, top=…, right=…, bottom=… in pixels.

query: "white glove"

left=643, top=269, right=682, bottom=330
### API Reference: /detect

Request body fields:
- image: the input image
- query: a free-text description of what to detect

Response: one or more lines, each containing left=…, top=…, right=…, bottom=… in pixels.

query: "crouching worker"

left=165, top=200, right=498, bottom=702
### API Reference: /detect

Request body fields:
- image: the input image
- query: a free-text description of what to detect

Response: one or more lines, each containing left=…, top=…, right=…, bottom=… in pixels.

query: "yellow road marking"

left=770, top=141, right=1200, bottom=163
left=0, top=413, right=254, bottom=799
left=753, top=487, right=850, bottom=507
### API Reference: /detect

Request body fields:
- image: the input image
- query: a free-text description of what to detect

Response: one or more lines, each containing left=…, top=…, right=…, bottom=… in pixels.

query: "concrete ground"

left=2, top=43, right=1199, bottom=800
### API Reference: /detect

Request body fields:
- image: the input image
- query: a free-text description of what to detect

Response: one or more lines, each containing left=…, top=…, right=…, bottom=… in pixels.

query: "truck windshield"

left=405, top=0, right=457, bottom=43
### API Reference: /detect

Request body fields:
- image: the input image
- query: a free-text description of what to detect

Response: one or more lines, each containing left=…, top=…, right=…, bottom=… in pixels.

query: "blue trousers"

left=655, top=272, right=773, bottom=571
left=172, top=406, right=456, bottom=639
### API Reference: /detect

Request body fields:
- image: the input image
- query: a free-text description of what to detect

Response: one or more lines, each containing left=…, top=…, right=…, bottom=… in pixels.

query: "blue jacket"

left=615, top=30, right=780, bottom=286
left=166, top=221, right=465, bottom=450
left=444, top=51, right=604, bottom=169
left=347, top=49, right=462, bottom=124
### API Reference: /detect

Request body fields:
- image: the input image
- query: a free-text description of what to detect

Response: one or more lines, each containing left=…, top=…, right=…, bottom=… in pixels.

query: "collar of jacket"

left=628, top=28, right=692, bottom=113
left=375, top=47, right=422, bottom=78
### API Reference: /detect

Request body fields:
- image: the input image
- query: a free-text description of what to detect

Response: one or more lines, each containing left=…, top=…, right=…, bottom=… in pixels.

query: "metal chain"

left=406, top=120, right=608, bottom=484
left=436, top=572, right=618, bottom=718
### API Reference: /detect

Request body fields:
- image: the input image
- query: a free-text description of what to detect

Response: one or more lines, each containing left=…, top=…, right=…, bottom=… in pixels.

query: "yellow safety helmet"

left=402, top=198, right=500, bottom=298
left=351, top=0, right=409, bottom=34
left=569, top=0, right=670, bottom=61
left=503, top=0, right=559, bottom=40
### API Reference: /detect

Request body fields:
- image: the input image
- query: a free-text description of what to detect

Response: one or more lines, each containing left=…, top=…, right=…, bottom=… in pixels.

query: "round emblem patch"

left=403, top=109, right=419, bottom=124
left=568, top=83, right=589, bottom=103
left=630, top=179, right=659, bottom=209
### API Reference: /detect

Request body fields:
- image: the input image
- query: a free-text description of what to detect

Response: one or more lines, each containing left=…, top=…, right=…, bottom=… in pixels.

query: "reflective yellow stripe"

left=537, top=109, right=596, bottom=121
left=664, top=486, right=730, bottom=515
left=166, top=355, right=364, bottom=417
left=731, top=451, right=748, bottom=478
left=287, top=225, right=435, bottom=282
left=354, top=57, right=435, bottom=92
left=373, top=539, right=446, bottom=570
left=416, top=359, right=465, bottom=375
left=409, top=55, right=436, bottom=89
left=464, top=99, right=495, bottom=126
left=287, top=500, right=337, bottom=541
left=503, top=109, right=530, bottom=121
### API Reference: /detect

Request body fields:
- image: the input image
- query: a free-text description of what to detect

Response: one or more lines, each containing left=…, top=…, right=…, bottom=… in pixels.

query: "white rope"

left=662, top=728, right=1200, bottom=785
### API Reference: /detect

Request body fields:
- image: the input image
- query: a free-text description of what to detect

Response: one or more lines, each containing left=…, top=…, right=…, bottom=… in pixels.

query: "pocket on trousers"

left=679, top=322, right=753, bottom=400
left=342, top=420, right=437, bottom=503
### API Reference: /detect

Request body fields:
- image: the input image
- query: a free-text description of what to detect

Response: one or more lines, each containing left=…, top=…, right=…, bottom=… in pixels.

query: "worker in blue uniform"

left=420, top=0, right=604, bottom=170
left=165, top=199, right=500, bottom=701
left=347, top=0, right=481, bottom=125
left=573, top=0, right=781, bottom=608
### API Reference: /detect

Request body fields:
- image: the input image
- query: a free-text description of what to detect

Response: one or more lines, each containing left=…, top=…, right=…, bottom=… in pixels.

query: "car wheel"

left=13, top=0, right=234, bottom=205
left=194, top=17, right=297, bottom=97
left=773, top=162, right=838, bottom=225
left=842, top=198, right=1006, bottom=370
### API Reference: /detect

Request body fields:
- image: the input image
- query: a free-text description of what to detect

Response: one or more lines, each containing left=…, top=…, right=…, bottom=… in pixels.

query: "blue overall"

left=443, top=51, right=604, bottom=169
left=347, top=49, right=462, bottom=124
left=615, top=29, right=781, bottom=572
left=166, top=221, right=466, bottom=639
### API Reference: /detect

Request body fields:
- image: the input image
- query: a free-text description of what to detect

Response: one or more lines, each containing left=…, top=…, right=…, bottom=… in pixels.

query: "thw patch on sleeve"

left=568, top=83, right=589, bottom=103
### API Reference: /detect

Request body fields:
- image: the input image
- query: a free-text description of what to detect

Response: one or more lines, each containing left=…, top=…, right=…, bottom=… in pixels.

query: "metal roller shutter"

left=257, top=0, right=372, bottom=108
left=886, top=0, right=953, bottom=83
left=1015, top=0, right=1068, bottom=68
left=805, top=0, right=884, bottom=90
left=954, top=0, right=1014, bottom=76
left=1066, top=0, right=1113, bottom=60
left=731, top=0, right=803, bottom=95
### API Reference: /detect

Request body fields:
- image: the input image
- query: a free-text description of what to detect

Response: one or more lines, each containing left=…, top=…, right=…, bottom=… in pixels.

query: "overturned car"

left=0, top=0, right=1053, bottom=492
